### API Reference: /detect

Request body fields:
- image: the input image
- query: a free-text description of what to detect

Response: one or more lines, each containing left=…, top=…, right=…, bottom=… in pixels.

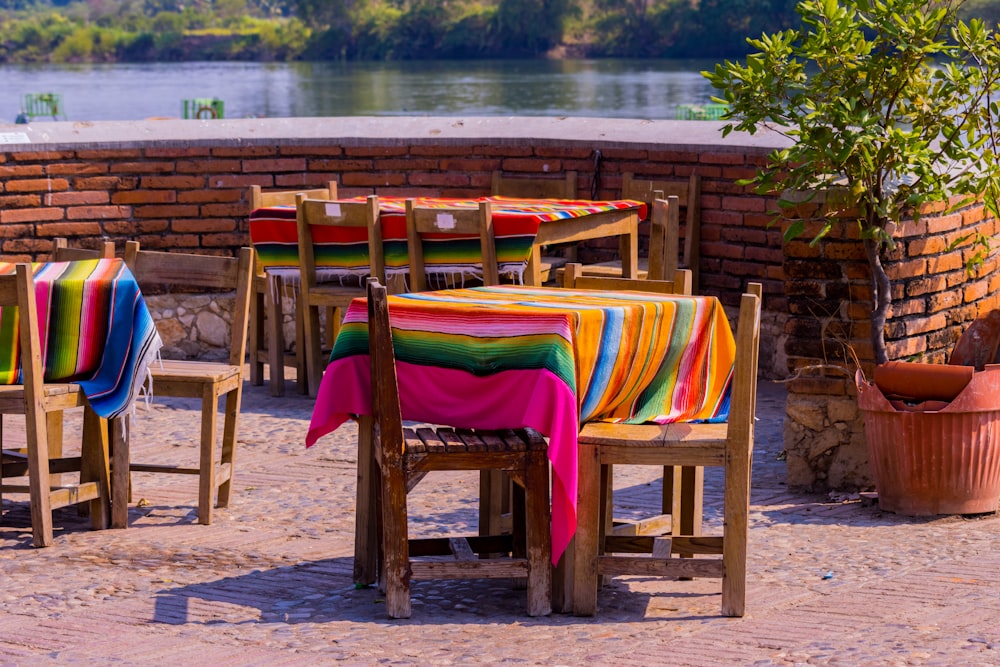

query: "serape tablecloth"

left=249, top=196, right=647, bottom=283
left=305, top=284, right=736, bottom=566
left=0, top=258, right=163, bottom=419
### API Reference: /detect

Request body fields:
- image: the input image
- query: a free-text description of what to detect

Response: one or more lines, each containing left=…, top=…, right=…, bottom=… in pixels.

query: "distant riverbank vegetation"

left=3, top=0, right=1000, bottom=64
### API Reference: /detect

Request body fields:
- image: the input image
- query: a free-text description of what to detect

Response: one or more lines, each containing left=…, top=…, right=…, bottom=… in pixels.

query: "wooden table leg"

left=525, top=246, right=543, bottom=286
left=619, top=212, right=639, bottom=279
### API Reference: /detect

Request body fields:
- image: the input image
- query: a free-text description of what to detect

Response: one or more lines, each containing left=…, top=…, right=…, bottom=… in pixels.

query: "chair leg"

left=46, top=411, right=63, bottom=489
left=524, top=451, right=552, bottom=617
left=248, top=285, right=265, bottom=387
left=267, top=276, right=287, bottom=397
left=354, top=415, right=379, bottom=586
left=197, top=385, right=219, bottom=525
left=599, top=463, right=614, bottom=586
left=666, top=465, right=704, bottom=536
left=25, top=404, right=53, bottom=548
left=479, top=469, right=507, bottom=548
left=572, top=444, right=601, bottom=616
left=111, top=416, right=130, bottom=529
left=215, top=385, right=242, bottom=509
left=80, top=407, right=111, bottom=531
left=380, top=461, right=411, bottom=619
left=294, top=298, right=308, bottom=395
left=302, top=301, right=324, bottom=398
left=721, top=450, right=752, bottom=617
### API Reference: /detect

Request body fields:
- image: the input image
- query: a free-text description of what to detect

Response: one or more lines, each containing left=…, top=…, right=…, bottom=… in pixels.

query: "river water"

left=2, top=58, right=721, bottom=123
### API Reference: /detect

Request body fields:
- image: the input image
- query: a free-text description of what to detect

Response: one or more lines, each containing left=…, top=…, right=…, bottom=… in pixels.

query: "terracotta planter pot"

left=857, top=367, right=1000, bottom=516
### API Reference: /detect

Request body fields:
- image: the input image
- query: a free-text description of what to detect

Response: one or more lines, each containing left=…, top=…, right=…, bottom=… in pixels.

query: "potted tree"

left=705, top=0, right=1000, bottom=514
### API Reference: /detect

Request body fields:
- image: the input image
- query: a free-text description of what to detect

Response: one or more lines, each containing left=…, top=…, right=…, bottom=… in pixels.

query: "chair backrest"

left=251, top=182, right=339, bottom=277
left=405, top=199, right=500, bottom=292
left=647, top=196, right=680, bottom=282
left=561, top=262, right=692, bottom=296
left=0, top=265, right=45, bottom=403
left=621, top=172, right=702, bottom=288
left=733, top=283, right=763, bottom=444
left=250, top=181, right=338, bottom=209
left=52, top=237, right=115, bottom=261
left=296, top=194, right=386, bottom=290
left=366, top=278, right=405, bottom=468
left=491, top=170, right=578, bottom=199
left=123, top=242, right=255, bottom=367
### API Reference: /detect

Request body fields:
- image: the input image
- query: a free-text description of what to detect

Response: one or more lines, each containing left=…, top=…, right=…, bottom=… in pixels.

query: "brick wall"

left=781, top=191, right=1000, bottom=491
left=5, top=117, right=998, bottom=491
left=0, top=117, right=789, bottom=377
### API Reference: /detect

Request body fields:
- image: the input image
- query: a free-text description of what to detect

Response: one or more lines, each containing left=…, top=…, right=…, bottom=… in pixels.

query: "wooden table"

left=249, top=196, right=644, bottom=287
left=305, top=284, right=736, bottom=607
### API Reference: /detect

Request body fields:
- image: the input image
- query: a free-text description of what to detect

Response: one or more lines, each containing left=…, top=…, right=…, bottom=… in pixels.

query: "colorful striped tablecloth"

left=305, top=284, right=735, bottom=566
left=0, top=259, right=163, bottom=419
left=249, top=196, right=646, bottom=283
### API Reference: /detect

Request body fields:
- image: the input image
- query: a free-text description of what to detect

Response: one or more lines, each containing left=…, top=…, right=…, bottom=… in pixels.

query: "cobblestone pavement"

left=2, top=378, right=1000, bottom=666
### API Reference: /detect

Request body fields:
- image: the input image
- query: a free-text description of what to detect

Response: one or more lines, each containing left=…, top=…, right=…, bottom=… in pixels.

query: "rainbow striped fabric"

left=306, top=284, right=735, bottom=565
left=249, top=196, right=646, bottom=280
left=0, top=259, right=163, bottom=419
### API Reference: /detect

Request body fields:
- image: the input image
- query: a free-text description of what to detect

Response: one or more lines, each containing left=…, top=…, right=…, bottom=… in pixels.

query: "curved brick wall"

left=0, top=116, right=792, bottom=378
left=4, top=116, right=999, bottom=491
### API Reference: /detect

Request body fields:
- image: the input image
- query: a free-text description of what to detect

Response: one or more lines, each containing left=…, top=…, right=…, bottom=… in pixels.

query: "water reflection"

left=3, top=59, right=721, bottom=122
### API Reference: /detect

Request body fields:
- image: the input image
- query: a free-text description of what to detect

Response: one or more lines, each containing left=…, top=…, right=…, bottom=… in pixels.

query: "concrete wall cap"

left=0, top=116, right=792, bottom=153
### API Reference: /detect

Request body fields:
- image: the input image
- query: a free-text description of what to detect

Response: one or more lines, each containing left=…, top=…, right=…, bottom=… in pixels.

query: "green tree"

left=588, top=0, right=656, bottom=56
left=707, top=0, right=1000, bottom=365
left=493, top=0, right=573, bottom=56
left=671, top=0, right=800, bottom=57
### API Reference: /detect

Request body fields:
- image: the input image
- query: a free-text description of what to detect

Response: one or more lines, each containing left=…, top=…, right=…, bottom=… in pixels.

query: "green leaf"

left=783, top=219, right=805, bottom=241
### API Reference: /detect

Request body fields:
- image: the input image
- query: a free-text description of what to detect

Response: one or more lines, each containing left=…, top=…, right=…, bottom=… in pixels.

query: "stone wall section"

left=144, top=293, right=237, bottom=362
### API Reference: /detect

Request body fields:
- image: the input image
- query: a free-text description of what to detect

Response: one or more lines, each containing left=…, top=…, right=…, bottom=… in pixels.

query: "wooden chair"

left=121, top=242, right=254, bottom=526
left=570, top=281, right=762, bottom=617
left=365, top=278, right=552, bottom=619
left=248, top=181, right=338, bottom=397
left=0, top=264, right=111, bottom=547
left=574, top=173, right=702, bottom=290
left=560, top=261, right=691, bottom=294
left=560, top=262, right=697, bottom=591
left=491, top=170, right=578, bottom=282
left=405, top=198, right=500, bottom=291
left=554, top=196, right=678, bottom=285
left=297, top=194, right=385, bottom=398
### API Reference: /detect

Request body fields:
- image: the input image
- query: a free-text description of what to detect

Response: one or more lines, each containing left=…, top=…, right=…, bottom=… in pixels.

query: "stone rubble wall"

left=144, top=293, right=240, bottom=362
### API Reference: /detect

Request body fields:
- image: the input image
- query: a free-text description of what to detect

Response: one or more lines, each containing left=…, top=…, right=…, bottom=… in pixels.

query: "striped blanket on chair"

left=0, top=259, right=163, bottom=419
